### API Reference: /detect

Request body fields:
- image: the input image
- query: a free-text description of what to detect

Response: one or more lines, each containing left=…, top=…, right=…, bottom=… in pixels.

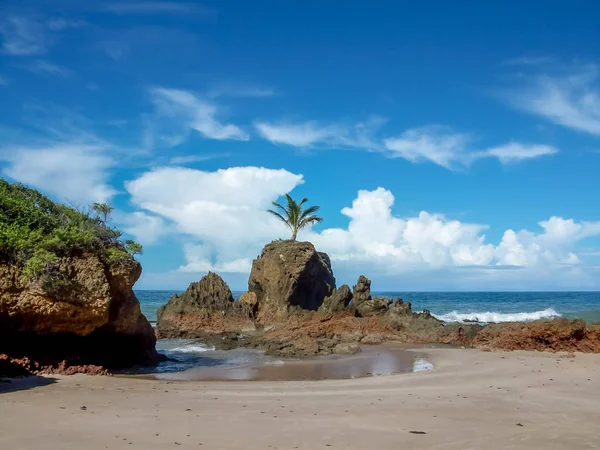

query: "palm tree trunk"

left=291, top=231, right=297, bottom=241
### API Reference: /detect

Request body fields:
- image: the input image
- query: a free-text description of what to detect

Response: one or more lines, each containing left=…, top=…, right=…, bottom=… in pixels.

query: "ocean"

left=134, top=290, right=600, bottom=378
left=136, top=290, right=600, bottom=324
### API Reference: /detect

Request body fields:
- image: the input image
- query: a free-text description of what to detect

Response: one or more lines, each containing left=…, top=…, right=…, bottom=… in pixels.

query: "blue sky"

left=1, top=0, right=600, bottom=291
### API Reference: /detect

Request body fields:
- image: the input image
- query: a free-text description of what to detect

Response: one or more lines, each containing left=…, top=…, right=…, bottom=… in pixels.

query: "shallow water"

left=127, top=341, right=433, bottom=381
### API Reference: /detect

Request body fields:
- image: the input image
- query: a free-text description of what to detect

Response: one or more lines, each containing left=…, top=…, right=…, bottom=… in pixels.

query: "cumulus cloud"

left=125, top=166, right=303, bottom=270
left=118, top=211, right=168, bottom=246
left=147, top=87, right=249, bottom=147
left=125, top=166, right=600, bottom=288
left=502, top=63, right=600, bottom=135
left=383, top=127, right=557, bottom=169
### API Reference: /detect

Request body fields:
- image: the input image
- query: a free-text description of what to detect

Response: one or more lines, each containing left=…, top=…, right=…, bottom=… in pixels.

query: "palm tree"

left=267, top=194, right=323, bottom=241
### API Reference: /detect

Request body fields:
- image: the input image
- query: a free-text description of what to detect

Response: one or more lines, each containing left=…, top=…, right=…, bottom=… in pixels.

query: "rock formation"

left=152, top=240, right=600, bottom=359
left=156, top=272, right=255, bottom=338
left=351, top=275, right=392, bottom=317
left=248, top=240, right=336, bottom=317
left=0, top=254, right=159, bottom=373
left=318, top=284, right=353, bottom=314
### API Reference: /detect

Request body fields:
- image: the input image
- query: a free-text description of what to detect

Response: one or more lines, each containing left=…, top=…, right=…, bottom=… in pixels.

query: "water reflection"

left=146, top=344, right=433, bottom=381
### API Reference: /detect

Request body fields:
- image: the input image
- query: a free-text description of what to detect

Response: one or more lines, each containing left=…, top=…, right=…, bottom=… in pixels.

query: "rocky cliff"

left=0, top=178, right=159, bottom=375
left=0, top=253, right=159, bottom=373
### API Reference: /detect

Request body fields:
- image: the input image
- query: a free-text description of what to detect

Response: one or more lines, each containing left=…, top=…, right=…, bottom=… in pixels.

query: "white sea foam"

left=413, top=358, right=434, bottom=373
left=170, top=344, right=215, bottom=353
left=434, top=308, right=561, bottom=324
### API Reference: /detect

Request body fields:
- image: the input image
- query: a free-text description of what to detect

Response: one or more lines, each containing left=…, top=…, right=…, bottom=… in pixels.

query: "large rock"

left=248, top=240, right=336, bottom=317
left=156, top=272, right=254, bottom=338
left=0, top=254, right=159, bottom=371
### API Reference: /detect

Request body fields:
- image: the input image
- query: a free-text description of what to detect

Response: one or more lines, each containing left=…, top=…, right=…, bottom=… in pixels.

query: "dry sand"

left=1, top=347, right=599, bottom=449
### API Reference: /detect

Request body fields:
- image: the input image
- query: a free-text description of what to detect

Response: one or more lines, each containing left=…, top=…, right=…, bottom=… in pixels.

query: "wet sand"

left=1, top=347, right=600, bottom=449
left=149, top=344, right=434, bottom=381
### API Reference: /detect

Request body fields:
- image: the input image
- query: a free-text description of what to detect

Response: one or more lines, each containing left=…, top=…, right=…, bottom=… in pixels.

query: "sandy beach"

left=1, top=347, right=599, bottom=450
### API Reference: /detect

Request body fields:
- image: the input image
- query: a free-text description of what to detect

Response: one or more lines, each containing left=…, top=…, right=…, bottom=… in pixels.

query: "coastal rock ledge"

left=0, top=254, right=160, bottom=375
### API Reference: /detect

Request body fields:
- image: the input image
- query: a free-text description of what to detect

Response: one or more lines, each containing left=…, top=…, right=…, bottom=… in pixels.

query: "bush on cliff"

left=0, top=178, right=142, bottom=291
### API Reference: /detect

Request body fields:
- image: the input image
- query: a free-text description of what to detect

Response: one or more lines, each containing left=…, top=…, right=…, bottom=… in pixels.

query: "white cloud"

left=483, top=142, right=558, bottom=163
left=148, top=87, right=249, bottom=146
left=27, top=60, right=72, bottom=77
left=1, top=144, right=116, bottom=204
left=383, top=127, right=557, bottom=169
left=179, top=244, right=252, bottom=273
left=308, top=188, right=496, bottom=268
left=256, top=121, right=555, bottom=169
left=125, top=166, right=303, bottom=270
left=124, top=167, right=600, bottom=288
left=384, top=127, right=473, bottom=168
left=119, top=211, right=168, bottom=246
left=255, top=117, right=384, bottom=150
left=503, top=63, right=600, bottom=135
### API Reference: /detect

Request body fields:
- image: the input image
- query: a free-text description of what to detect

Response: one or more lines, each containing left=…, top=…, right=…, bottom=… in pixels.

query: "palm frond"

left=299, top=215, right=323, bottom=228
left=300, top=205, right=320, bottom=220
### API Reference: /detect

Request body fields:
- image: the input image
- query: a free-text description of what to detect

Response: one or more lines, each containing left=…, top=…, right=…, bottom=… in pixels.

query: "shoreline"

left=2, top=347, right=599, bottom=449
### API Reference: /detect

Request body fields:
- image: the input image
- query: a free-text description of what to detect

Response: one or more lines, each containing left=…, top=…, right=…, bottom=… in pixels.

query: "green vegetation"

left=0, top=178, right=142, bottom=291
left=267, top=194, right=323, bottom=241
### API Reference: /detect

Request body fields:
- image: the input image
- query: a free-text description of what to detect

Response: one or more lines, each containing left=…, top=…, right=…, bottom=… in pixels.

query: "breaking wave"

left=434, top=308, right=561, bottom=324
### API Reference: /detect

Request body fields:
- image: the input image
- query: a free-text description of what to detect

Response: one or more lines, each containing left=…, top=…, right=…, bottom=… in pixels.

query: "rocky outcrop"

left=473, top=318, right=600, bottom=353
left=0, top=254, right=159, bottom=373
left=248, top=240, right=336, bottom=317
left=350, top=275, right=392, bottom=317
left=156, top=272, right=254, bottom=338
left=318, top=284, right=353, bottom=314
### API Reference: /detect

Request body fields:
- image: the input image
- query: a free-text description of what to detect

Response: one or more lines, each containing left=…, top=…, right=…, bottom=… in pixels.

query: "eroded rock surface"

left=248, top=240, right=336, bottom=317
left=0, top=254, right=159, bottom=374
left=156, top=272, right=254, bottom=338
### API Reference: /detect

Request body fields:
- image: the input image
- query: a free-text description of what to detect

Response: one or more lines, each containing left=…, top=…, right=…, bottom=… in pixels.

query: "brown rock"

left=333, top=342, right=361, bottom=355
left=318, top=284, right=353, bottom=314
left=156, top=272, right=254, bottom=338
left=249, top=240, right=336, bottom=317
left=0, top=254, right=158, bottom=370
left=349, top=276, right=389, bottom=317
left=473, top=318, right=600, bottom=353
left=239, top=291, right=259, bottom=317
left=360, top=334, right=384, bottom=345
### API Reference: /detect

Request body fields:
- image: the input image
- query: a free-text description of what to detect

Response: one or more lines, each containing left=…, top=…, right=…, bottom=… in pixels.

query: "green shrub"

left=0, top=178, right=143, bottom=289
